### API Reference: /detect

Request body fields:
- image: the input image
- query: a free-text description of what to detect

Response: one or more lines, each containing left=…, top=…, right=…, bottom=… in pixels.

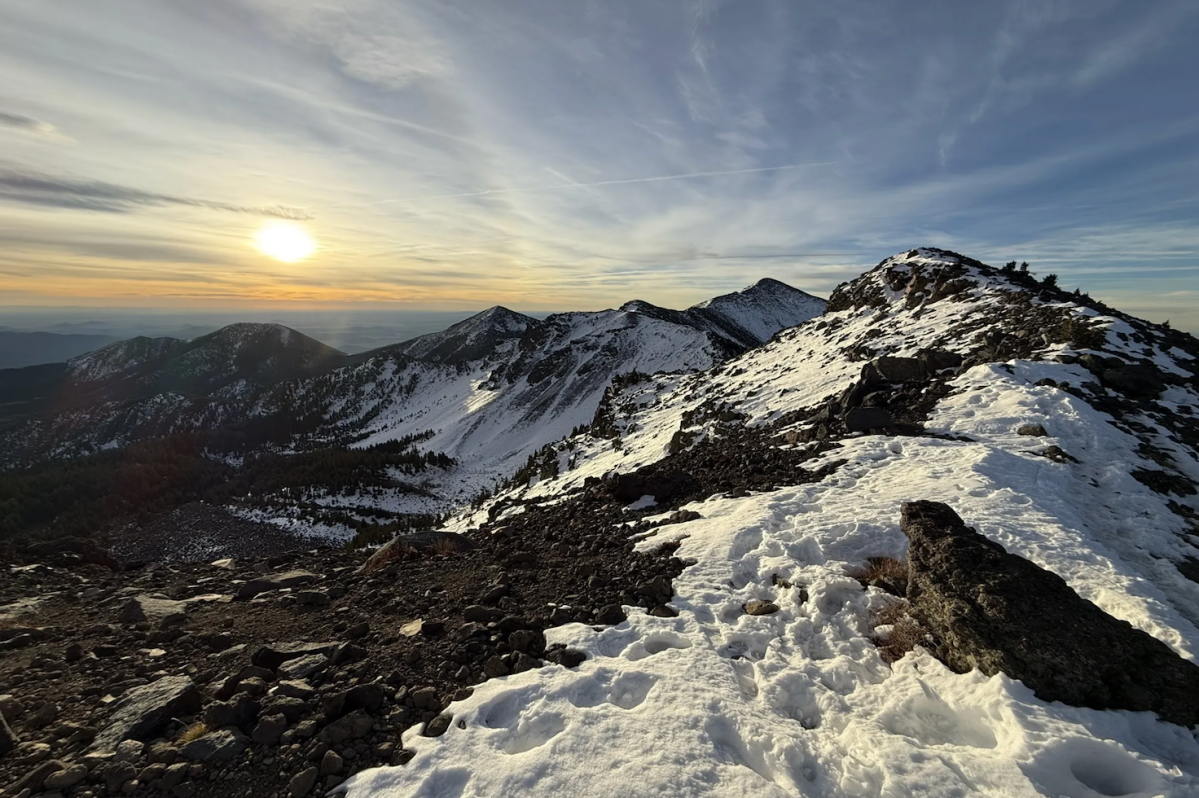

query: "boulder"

left=743, top=600, right=780, bottom=616
left=179, top=728, right=248, bottom=762
left=288, top=766, right=319, bottom=798
left=319, top=710, right=373, bottom=744
left=902, top=501, right=1199, bottom=727
left=862, top=356, right=925, bottom=386
left=251, top=713, right=288, bottom=746
left=118, top=595, right=188, bottom=628
left=251, top=642, right=340, bottom=672
left=90, top=676, right=201, bottom=753
left=845, top=406, right=893, bottom=432
left=609, top=470, right=697, bottom=504
left=277, top=653, right=329, bottom=681
left=235, top=570, right=319, bottom=601
left=43, top=762, right=88, bottom=789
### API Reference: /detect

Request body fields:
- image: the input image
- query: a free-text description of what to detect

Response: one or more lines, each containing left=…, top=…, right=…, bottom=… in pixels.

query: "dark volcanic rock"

left=902, top=500, right=1199, bottom=727
left=0, top=710, right=17, bottom=758
left=91, top=676, right=202, bottom=753
left=845, top=406, right=893, bottom=432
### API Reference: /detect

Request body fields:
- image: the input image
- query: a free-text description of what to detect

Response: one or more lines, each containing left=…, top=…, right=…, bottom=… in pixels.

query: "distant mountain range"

left=0, top=280, right=826, bottom=514
left=0, top=330, right=118, bottom=369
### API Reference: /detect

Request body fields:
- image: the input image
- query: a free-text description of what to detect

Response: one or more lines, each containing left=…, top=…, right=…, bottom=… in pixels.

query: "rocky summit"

left=3, top=249, right=1199, bottom=798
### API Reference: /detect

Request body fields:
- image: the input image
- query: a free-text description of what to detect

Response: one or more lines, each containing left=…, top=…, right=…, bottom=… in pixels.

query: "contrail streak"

left=352, top=161, right=839, bottom=207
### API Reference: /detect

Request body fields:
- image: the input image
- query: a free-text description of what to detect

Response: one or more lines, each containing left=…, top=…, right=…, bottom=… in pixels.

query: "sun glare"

left=253, top=221, right=316, bottom=262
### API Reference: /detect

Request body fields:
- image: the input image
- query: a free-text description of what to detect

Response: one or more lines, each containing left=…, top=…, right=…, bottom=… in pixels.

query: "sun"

left=253, top=221, right=317, bottom=262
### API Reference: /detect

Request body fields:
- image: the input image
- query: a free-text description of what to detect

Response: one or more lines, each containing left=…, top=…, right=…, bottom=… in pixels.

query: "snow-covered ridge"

left=360, top=248, right=1199, bottom=798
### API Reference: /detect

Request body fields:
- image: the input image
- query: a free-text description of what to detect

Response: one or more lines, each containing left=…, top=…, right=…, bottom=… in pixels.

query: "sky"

left=1, top=0, right=1197, bottom=331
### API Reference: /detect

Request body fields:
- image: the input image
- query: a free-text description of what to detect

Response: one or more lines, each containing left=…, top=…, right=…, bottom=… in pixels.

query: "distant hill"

left=0, top=330, right=117, bottom=369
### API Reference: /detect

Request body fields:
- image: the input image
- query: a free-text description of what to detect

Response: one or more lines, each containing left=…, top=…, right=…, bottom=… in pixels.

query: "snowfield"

left=346, top=251, right=1199, bottom=798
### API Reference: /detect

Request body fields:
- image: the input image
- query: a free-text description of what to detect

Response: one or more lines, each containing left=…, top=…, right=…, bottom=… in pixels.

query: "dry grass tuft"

left=849, top=556, right=909, bottom=596
left=429, top=537, right=460, bottom=557
left=871, top=600, right=931, bottom=665
left=179, top=722, right=210, bottom=744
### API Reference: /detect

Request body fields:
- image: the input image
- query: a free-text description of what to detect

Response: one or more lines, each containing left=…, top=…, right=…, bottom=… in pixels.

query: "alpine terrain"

left=2, top=249, right=1199, bottom=798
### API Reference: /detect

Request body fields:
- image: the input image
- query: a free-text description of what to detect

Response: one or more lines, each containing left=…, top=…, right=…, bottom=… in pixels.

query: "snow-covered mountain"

left=344, top=248, right=1199, bottom=798
left=0, top=281, right=824, bottom=496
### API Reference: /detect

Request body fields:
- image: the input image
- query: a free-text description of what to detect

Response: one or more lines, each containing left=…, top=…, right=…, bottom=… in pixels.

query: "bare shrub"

left=849, top=556, right=908, bottom=597
left=871, top=601, right=931, bottom=665
left=178, top=722, right=210, bottom=744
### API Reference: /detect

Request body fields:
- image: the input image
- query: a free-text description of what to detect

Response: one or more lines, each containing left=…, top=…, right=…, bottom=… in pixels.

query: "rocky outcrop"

left=902, top=500, right=1199, bottom=727
left=90, top=676, right=202, bottom=753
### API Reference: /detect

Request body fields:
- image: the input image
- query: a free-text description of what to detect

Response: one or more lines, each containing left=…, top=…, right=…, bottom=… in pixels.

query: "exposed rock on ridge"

left=902, top=500, right=1199, bottom=727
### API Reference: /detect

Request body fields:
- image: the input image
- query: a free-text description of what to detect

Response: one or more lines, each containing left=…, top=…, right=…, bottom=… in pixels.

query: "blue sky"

left=1, top=0, right=1197, bottom=330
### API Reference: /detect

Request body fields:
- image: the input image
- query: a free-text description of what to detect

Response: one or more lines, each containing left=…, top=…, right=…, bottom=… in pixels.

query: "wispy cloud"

left=0, top=0, right=1196, bottom=331
left=0, top=168, right=311, bottom=219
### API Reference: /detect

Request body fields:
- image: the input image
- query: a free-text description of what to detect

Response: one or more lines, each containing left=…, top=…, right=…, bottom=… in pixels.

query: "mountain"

left=620, top=277, right=827, bottom=351
left=353, top=247, right=1199, bottom=797
left=0, top=282, right=824, bottom=498
left=0, top=330, right=118, bottom=369
left=3, top=249, right=1199, bottom=797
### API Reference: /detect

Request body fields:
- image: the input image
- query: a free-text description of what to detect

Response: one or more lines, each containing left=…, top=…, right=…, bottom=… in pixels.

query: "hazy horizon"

left=2, top=2, right=1198, bottom=332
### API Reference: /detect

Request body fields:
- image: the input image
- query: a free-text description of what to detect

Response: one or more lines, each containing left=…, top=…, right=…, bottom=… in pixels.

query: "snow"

left=347, top=250, right=1199, bottom=798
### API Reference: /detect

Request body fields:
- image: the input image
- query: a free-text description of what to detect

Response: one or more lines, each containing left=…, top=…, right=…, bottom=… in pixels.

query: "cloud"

left=0, top=110, right=64, bottom=139
left=0, top=168, right=311, bottom=219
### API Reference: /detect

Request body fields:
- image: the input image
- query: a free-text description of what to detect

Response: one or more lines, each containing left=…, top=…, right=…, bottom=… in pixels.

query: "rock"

left=104, top=761, right=137, bottom=793
left=1099, top=363, right=1166, bottom=399
left=179, top=729, right=247, bottom=762
left=114, top=739, right=144, bottom=763
left=322, top=684, right=384, bottom=719
left=545, top=648, right=586, bottom=668
left=27, top=701, right=58, bottom=729
left=0, top=694, right=24, bottom=723
left=158, top=761, right=189, bottom=789
left=294, top=590, right=330, bottom=607
left=0, top=708, right=18, bottom=758
left=862, top=356, right=925, bottom=385
left=844, top=406, right=893, bottom=432
left=234, top=570, right=319, bottom=601
left=319, top=749, right=343, bottom=776
left=915, top=349, right=963, bottom=374
left=90, top=676, right=201, bottom=754
left=422, top=714, right=452, bottom=738
left=43, top=763, right=88, bottom=789
left=272, top=680, right=315, bottom=700
left=319, top=710, right=373, bottom=745
left=215, top=665, right=274, bottom=700
left=1016, top=423, right=1047, bottom=437
left=14, top=741, right=50, bottom=763
left=902, top=500, right=1199, bottom=727
left=346, top=621, right=370, bottom=639
left=118, top=595, right=188, bottom=628
left=594, top=604, right=626, bottom=625
left=743, top=600, right=780, bottom=616
left=609, top=470, right=696, bottom=504
left=146, top=742, right=179, bottom=764
left=8, top=759, right=68, bottom=794
left=251, top=713, right=288, bottom=746
left=263, top=696, right=306, bottom=723
left=481, top=584, right=509, bottom=604
left=482, top=656, right=509, bottom=678
left=203, top=694, right=259, bottom=729
left=251, top=642, right=340, bottom=671
left=462, top=605, right=504, bottom=624
left=276, top=653, right=329, bottom=681
left=288, top=766, right=319, bottom=798
left=409, top=688, right=439, bottom=711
